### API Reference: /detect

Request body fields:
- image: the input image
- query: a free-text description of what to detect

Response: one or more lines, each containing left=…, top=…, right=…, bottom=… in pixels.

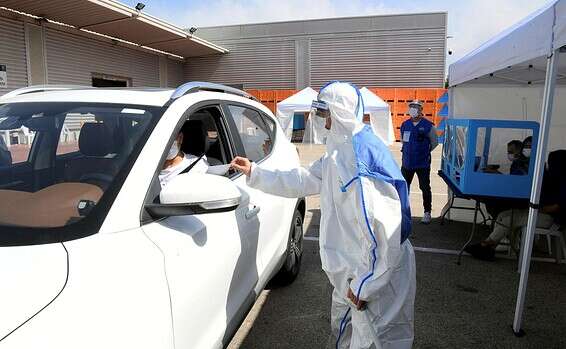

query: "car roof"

left=0, top=88, right=176, bottom=107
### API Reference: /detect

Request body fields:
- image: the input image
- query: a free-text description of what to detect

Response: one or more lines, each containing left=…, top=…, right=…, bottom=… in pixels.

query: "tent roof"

left=277, top=87, right=390, bottom=114
left=277, top=87, right=318, bottom=112
left=1, top=0, right=228, bottom=58
left=360, top=87, right=390, bottom=112
left=449, top=0, right=566, bottom=87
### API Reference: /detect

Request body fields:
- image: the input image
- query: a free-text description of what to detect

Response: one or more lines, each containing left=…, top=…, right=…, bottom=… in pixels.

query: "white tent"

left=275, top=87, right=318, bottom=140
left=448, top=0, right=566, bottom=335
left=297, top=87, right=394, bottom=145
left=360, top=87, right=395, bottom=146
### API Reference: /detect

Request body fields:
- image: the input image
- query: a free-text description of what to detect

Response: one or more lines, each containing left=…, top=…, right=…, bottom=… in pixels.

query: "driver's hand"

left=231, top=156, right=252, bottom=177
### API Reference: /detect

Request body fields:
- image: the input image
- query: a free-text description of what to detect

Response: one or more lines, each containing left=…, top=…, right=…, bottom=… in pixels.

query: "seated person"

left=159, top=129, right=209, bottom=188
left=508, top=140, right=529, bottom=175
left=522, top=136, right=532, bottom=159
left=482, top=140, right=528, bottom=175
left=0, top=136, right=11, bottom=167
left=466, top=150, right=566, bottom=261
left=484, top=138, right=533, bottom=218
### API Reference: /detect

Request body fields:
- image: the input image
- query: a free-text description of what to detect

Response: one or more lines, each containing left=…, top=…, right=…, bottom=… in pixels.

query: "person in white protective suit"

left=231, top=81, right=416, bottom=349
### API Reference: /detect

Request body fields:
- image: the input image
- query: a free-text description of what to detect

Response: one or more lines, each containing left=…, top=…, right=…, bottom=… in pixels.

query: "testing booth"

left=442, top=119, right=539, bottom=199
left=446, top=0, right=566, bottom=336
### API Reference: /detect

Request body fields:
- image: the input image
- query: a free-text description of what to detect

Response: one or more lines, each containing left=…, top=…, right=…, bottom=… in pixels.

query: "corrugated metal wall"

left=184, top=40, right=296, bottom=89
left=45, top=28, right=160, bottom=87
left=0, top=18, right=28, bottom=95
left=310, top=29, right=446, bottom=88
left=167, top=59, right=185, bottom=88
left=188, top=13, right=447, bottom=90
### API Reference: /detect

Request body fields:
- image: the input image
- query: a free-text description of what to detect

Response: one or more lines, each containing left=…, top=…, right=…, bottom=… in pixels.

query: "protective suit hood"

left=318, top=82, right=365, bottom=143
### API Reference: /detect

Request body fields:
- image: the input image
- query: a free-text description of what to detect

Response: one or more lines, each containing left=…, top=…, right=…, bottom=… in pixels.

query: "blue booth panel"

left=442, top=119, right=539, bottom=199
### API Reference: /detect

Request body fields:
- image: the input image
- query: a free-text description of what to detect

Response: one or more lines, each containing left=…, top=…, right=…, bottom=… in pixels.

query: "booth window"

left=455, top=126, right=467, bottom=173
left=474, top=127, right=533, bottom=175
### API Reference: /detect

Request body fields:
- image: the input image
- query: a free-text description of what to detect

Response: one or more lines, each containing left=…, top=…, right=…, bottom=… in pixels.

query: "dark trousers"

left=401, top=166, right=432, bottom=213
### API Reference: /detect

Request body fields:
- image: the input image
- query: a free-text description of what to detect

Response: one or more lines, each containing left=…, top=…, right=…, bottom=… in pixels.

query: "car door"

left=141, top=104, right=260, bottom=349
left=223, top=104, right=295, bottom=280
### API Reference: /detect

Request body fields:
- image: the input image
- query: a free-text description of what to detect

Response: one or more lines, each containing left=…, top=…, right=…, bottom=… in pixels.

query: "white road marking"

left=413, top=246, right=460, bottom=255
left=303, top=237, right=565, bottom=264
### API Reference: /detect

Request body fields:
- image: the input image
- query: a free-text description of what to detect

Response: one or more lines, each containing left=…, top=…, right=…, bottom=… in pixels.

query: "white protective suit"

left=247, top=82, right=416, bottom=349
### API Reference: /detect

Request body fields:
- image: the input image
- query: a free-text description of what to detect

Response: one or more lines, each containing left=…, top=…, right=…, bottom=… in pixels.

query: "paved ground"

left=228, top=143, right=566, bottom=349
left=3, top=142, right=78, bottom=164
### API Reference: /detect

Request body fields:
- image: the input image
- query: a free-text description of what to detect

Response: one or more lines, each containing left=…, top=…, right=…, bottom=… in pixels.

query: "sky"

left=123, top=0, right=552, bottom=66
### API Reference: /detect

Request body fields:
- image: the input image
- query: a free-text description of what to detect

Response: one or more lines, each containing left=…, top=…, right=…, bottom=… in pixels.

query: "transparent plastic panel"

left=474, top=127, right=487, bottom=172
left=455, top=126, right=467, bottom=171
left=443, top=124, right=453, bottom=165
left=476, top=127, right=533, bottom=175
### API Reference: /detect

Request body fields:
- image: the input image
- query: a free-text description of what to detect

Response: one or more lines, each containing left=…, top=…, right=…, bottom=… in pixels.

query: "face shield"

left=408, top=101, right=423, bottom=119
left=311, top=100, right=330, bottom=119
left=408, top=107, right=419, bottom=118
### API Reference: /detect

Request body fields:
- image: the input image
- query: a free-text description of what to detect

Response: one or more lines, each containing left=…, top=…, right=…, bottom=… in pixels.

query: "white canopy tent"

left=275, top=87, right=318, bottom=140
left=360, top=87, right=396, bottom=146
left=448, top=0, right=566, bottom=335
left=294, top=87, right=394, bottom=145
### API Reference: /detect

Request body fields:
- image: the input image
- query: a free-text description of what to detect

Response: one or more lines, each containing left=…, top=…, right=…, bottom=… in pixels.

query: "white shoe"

left=495, top=238, right=511, bottom=252
left=421, top=212, right=432, bottom=224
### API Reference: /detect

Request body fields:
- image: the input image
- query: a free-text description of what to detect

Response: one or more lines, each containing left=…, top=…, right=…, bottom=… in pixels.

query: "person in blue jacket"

left=400, top=100, right=438, bottom=224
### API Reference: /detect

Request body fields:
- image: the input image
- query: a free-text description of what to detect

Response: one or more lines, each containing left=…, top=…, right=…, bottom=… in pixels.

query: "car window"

left=0, top=102, right=160, bottom=241
left=56, top=113, right=95, bottom=155
left=0, top=127, right=35, bottom=166
left=228, top=105, right=273, bottom=162
left=188, top=107, right=232, bottom=166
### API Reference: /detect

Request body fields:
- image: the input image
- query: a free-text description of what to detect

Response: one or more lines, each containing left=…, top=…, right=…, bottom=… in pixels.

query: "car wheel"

left=275, top=209, right=304, bottom=285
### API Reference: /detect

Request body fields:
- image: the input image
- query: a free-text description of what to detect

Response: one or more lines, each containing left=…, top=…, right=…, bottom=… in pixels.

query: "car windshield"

left=0, top=102, right=161, bottom=242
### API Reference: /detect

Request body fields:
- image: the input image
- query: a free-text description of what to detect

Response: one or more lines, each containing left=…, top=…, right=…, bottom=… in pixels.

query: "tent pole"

left=512, top=48, right=560, bottom=336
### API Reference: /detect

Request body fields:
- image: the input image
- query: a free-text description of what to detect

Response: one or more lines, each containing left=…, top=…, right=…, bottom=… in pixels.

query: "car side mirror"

left=145, top=173, right=241, bottom=218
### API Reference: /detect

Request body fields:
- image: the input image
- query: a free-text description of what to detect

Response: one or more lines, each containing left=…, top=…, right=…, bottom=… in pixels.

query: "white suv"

left=0, top=83, right=305, bottom=348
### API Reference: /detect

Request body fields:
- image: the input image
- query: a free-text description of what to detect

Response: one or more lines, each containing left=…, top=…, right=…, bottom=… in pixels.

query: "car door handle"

left=245, top=205, right=261, bottom=220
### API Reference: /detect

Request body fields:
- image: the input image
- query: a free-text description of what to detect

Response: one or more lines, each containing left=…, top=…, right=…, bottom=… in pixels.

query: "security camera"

left=448, top=50, right=453, bottom=55
left=135, top=2, right=145, bottom=11
left=189, top=27, right=198, bottom=34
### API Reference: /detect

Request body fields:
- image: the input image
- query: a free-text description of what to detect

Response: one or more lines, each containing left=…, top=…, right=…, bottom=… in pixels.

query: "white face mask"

left=408, top=107, right=419, bottom=119
left=166, top=141, right=180, bottom=160
left=507, top=154, right=516, bottom=162
left=523, top=149, right=531, bottom=158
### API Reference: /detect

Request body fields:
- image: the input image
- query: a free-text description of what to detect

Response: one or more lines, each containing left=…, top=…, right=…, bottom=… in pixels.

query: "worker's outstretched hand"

left=347, top=288, right=367, bottom=311
left=231, top=156, right=252, bottom=177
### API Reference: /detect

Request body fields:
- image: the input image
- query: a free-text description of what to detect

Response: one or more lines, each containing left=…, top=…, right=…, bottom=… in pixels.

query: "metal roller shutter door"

left=167, top=59, right=185, bottom=88
left=0, top=18, right=28, bottom=95
left=45, top=28, right=160, bottom=87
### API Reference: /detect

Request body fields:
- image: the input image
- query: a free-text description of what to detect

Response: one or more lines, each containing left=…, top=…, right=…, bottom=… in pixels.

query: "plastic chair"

left=519, top=224, right=566, bottom=268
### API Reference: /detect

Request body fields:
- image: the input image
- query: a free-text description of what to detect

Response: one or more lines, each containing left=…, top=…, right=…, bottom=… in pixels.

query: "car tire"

left=275, top=209, right=304, bottom=285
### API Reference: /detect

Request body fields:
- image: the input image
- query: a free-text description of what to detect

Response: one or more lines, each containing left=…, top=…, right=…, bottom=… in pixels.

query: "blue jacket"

left=400, top=118, right=433, bottom=170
